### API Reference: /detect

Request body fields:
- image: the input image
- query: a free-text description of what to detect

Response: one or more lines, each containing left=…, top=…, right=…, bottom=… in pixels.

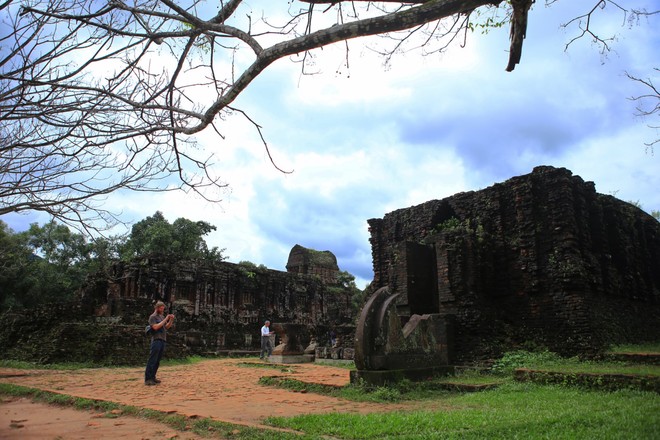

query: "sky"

left=2, top=1, right=659, bottom=288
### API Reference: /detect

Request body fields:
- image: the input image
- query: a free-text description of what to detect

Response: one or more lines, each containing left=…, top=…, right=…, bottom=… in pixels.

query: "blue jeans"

left=145, top=339, right=165, bottom=381
left=260, top=336, right=272, bottom=358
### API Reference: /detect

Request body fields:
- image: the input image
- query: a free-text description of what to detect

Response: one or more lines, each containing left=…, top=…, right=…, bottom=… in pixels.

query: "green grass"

left=435, top=371, right=508, bottom=385
left=237, top=360, right=296, bottom=373
left=608, top=342, right=660, bottom=354
left=490, top=349, right=660, bottom=376
left=160, top=355, right=206, bottom=367
left=0, top=359, right=97, bottom=370
left=0, top=356, right=206, bottom=370
left=265, top=382, right=660, bottom=439
left=492, top=350, right=660, bottom=376
left=527, top=360, right=660, bottom=376
left=313, top=359, right=356, bottom=369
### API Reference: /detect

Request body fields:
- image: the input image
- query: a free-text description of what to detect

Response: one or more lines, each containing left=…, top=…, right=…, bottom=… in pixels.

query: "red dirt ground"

left=0, top=358, right=414, bottom=439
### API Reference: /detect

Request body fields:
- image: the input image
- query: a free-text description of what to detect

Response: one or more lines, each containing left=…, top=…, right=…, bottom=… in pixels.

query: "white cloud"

left=3, top=2, right=659, bottom=289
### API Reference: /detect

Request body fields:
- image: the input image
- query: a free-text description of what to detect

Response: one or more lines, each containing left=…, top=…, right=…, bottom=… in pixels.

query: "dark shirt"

left=149, top=312, right=167, bottom=341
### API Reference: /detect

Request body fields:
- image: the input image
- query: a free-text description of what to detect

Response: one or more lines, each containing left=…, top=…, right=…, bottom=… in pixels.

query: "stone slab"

left=268, top=354, right=313, bottom=364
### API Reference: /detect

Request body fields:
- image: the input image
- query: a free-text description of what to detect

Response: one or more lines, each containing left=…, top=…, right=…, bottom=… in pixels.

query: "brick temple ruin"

left=0, top=244, right=356, bottom=365
left=1, top=166, right=658, bottom=370
left=355, top=165, right=659, bottom=380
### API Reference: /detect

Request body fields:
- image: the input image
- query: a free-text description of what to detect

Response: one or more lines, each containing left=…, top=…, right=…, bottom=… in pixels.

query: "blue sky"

left=3, top=2, right=659, bottom=288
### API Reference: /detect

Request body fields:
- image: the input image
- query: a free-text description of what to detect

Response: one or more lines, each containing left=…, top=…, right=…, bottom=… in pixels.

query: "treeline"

left=0, top=211, right=225, bottom=311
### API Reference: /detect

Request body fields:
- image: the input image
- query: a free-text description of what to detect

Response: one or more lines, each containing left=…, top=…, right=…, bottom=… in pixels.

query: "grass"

left=237, top=360, right=296, bottom=373
left=265, top=383, right=660, bottom=439
left=608, top=342, right=660, bottom=354
left=0, top=359, right=97, bottom=370
left=160, top=355, right=206, bottom=367
left=490, top=349, right=660, bottom=376
left=523, top=360, right=660, bottom=376
left=0, top=356, right=206, bottom=370
left=313, top=359, right=356, bottom=369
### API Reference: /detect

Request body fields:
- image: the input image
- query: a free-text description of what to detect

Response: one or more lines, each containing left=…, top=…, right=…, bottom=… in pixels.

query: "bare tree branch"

left=626, top=68, right=660, bottom=151
left=0, top=0, right=656, bottom=233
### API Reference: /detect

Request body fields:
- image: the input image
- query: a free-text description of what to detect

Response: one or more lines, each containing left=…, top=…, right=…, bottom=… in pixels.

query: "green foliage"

left=335, top=270, right=365, bottom=315
left=467, top=7, right=507, bottom=34
left=307, top=248, right=338, bottom=267
left=121, top=211, right=225, bottom=261
left=432, top=217, right=462, bottom=233
left=490, top=350, right=564, bottom=375
left=238, top=260, right=268, bottom=281
left=0, top=220, right=101, bottom=310
left=0, top=211, right=228, bottom=311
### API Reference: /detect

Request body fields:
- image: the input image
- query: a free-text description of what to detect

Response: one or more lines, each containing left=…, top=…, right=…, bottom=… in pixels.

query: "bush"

left=491, top=350, right=563, bottom=375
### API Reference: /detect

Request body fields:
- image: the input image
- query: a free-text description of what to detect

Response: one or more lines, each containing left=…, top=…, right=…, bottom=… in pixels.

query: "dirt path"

left=0, top=396, right=205, bottom=440
left=0, top=358, right=409, bottom=439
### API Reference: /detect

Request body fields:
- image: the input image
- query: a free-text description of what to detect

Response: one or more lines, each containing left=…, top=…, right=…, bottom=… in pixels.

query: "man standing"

left=259, top=320, right=275, bottom=360
left=145, top=301, right=175, bottom=385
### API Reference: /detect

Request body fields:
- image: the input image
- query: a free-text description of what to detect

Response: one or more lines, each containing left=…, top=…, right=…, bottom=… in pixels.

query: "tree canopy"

left=121, top=211, right=225, bottom=260
left=0, top=211, right=225, bottom=310
left=1, top=0, right=657, bottom=232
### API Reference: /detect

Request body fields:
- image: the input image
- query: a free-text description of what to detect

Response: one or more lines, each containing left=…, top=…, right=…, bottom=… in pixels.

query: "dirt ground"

left=0, top=358, right=411, bottom=439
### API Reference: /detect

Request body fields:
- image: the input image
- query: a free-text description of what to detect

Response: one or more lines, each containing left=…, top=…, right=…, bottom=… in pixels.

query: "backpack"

left=145, top=324, right=153, bottom=336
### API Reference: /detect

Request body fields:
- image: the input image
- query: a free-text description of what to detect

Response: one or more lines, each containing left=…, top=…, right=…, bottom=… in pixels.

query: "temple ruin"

left=0, top=245, right=356, bottom=365
left=1, top=166, right=658, bottom=372
left=355, top=165, right=659, bottom=380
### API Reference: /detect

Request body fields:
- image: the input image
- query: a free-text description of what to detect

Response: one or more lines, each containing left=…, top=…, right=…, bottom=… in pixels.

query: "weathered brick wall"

left=368, top=166, right=660, bottom=362
left=0, top=258, right=355, bottom=366
left=286, top=244, right=340, bottom=284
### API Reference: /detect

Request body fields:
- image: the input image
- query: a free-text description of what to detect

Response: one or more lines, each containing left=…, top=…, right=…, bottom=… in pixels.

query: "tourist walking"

left=260, top=320, right=275, bottom=360
left=145, top=301, right=175, bottom=385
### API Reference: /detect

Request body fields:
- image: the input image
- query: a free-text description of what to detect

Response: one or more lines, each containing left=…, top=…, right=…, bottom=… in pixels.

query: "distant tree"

left=336, top=270, right=364, bottom=315
left=122, top=211, right=225, bottom=260
left=0, top=220, right=98, bottom=310
left=1, top=1, right=656, bottom=232
left=0, top=220, right=34, bottom=309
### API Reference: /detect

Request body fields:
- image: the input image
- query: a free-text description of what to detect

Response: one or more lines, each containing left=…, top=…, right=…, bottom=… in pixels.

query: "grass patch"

left=490, top=350, right=660, bottom=376
left=532, top=361, right=660, bottom=376
left=266, top=382, right=660, bottom=439
left=160, top=355, right=206, bottom=367
left=435, top=370, right=508, bottom=386
left=259, top=376, right=342, bottom=395
left=313, top=359, right=356, bottom=369
left=259, top=375, right=463, bottom=403
left=0, top=359, right=97, bottom=370
left=237, top=361, right=296, bottom=373
left=608, top=342, right=660, bottom=354
left=0, top=356, right=205, bottom=370
left=0, top=383, right=302, bottom=439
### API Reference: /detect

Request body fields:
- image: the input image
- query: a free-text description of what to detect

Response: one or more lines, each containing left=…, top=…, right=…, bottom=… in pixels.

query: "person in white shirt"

left=260, top=320, right=275, bottom=359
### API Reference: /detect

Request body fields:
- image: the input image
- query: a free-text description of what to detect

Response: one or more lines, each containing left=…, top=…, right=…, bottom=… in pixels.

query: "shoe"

left=145, top=379, right=157, bottom=386
left=154, top=378, right=161, bottom=384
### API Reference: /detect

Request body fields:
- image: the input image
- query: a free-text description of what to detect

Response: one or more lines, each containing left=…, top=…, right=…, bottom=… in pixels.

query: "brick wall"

left=368, top=166, right=660, bottom=362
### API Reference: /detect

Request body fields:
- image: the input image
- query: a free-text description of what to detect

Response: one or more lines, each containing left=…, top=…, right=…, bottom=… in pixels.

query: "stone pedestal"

left=269, top=323, right=311, bottom=363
